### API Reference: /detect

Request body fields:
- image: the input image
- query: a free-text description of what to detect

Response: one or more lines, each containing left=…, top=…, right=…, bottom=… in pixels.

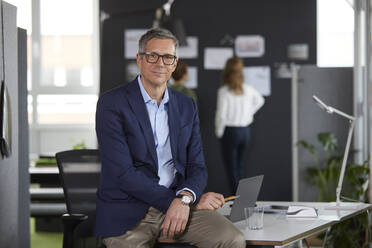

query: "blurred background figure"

left=170, top=60, right=197, bottom=103
left=215, top=57, right=265, bottom=195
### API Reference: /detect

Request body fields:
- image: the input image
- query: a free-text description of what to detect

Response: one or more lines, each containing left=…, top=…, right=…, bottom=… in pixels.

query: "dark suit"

left=94, top=78, right=207, bottom=238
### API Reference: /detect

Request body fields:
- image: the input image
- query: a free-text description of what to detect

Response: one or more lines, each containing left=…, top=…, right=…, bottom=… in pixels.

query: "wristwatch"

left=176, top=194, right=192, bottom=206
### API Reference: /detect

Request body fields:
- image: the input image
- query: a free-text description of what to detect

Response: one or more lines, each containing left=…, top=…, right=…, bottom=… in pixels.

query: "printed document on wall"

left=235, top=35, right=265, bottom=58
left=178, top=37, right=198, bottom=59
left=184, top=67, right=198, bottom=88
left=243, top=66, right=271, bottom=96
left=169, top=66, right=198, bottom=89
left=204, top=48, right=234, bottom=70
left=124, top=29, right=147, bottom=59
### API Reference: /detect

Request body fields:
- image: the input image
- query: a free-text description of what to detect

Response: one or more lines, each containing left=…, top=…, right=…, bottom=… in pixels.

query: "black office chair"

left=56, top=149, right=196, bottom=248
left=56, top=149, right=103, bottom=248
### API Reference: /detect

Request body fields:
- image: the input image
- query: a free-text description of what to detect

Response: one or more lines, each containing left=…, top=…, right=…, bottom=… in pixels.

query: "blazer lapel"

left=168, top=90, right=183, bottom=175
left=125, top=80, right=158, bottom=170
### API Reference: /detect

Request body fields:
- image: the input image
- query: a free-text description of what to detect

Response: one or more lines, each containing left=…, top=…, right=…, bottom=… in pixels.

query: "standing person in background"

left=170, top=60, right=197, bottom=104
left=215, top=57, right=265, bottom=195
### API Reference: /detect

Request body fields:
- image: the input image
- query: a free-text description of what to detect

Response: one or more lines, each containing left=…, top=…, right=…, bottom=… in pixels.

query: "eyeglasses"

left=139, top=52, right=177, bottom=65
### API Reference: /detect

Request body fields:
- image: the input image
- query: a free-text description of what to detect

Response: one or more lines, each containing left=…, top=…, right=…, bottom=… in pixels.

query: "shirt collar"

left=137, top=75, right=169, bottom=105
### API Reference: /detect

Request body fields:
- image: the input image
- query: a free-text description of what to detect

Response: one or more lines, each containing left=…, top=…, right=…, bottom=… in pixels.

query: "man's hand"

left=161, top=198, right=190, bottom=238
left=195, top=192, right=224, bottom=210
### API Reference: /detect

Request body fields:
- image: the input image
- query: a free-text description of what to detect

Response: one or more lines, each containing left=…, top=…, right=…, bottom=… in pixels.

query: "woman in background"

left=215, top=57, right=264, bottom=195
left=170, top=60, right=197, bottom=103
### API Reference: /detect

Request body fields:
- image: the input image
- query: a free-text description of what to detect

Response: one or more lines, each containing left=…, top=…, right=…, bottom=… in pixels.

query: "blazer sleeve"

left=96, top=94, right=175, bottom=213
left=175, top=100, right=207, bottom=202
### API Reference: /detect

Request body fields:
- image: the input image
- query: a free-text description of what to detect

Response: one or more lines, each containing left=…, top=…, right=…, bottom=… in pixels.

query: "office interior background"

left=1, top=0, right=371, bottom=247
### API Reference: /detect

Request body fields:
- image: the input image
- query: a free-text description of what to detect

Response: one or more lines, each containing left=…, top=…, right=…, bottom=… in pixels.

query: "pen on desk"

left=224, top=195, right=240, bottom=202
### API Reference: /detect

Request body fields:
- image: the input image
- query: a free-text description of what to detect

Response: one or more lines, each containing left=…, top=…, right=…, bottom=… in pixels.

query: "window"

left=9, top=0, right=99, bottom=155
left=317, top=0, right=354, bottom=67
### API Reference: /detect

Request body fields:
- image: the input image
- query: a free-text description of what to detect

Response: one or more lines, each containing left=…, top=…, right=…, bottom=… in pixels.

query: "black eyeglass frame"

left=139, top=52, right=178, bottom=65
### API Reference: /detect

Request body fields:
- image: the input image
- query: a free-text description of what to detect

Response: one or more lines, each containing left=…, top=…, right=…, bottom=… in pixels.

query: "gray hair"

left=138, top=28, right=178, bottom=54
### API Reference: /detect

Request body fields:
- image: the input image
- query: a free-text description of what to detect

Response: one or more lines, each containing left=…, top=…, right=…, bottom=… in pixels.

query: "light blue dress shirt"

left=138, top=76, right=196, bottom=201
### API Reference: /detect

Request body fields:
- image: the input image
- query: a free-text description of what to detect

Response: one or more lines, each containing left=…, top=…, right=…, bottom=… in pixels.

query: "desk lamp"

left=312, top=95, right=360, bottom=210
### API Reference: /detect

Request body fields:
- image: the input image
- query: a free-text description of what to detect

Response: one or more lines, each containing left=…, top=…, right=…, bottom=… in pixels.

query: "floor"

left=30, top=218, right=62, bottom=248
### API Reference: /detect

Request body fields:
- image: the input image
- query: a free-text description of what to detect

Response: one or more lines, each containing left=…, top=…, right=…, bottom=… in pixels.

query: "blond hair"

left=222, top=57, right=243, bottom=95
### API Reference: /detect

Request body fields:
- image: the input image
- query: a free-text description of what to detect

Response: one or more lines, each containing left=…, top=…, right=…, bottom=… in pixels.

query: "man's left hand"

left=194, top=192, right=224, bottom=210
left=161, top=198, right=190, bottom=238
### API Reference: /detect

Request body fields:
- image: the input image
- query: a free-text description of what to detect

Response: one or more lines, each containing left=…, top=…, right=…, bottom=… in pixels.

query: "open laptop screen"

left=228, top=175, right=264, bottom=222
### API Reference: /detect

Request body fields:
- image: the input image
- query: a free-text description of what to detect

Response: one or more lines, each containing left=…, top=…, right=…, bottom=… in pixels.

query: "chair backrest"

left=56, top=149, right=101, bottom=237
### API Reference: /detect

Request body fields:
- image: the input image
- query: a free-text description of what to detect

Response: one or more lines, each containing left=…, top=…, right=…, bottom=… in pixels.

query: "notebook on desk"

left=286, top=205, right=318, bottom=218
left=226, top=175, right=264, bottom=222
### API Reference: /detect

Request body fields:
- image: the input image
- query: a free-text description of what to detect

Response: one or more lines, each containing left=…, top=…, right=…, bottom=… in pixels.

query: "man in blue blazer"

left=95, top=28, right=245, bottom=248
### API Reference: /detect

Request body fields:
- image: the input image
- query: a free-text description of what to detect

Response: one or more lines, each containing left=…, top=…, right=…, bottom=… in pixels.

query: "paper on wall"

left=178, top=37, right=198, bottom=59
left=243, top=66, right=271, bottom=96
left=235, top=35, right=265, bottom=58
left=204, top=48, right=234, bottom=70
left=183, top=66, right=198, bottom=88
left=168, top=66, right=198, bottom=89
left=124, top=29, right=147, bottom=59
left=288, top=43, right=309, bottom=60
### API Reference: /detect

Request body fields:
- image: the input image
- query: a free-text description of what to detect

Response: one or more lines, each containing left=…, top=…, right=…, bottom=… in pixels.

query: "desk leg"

left=303, top=238, right=310, bottom=248
left=322, top=227, right=331, bottom=248
left=367, top=209, right=371, bottom=246
left=298, top=239, right=302, bottom=248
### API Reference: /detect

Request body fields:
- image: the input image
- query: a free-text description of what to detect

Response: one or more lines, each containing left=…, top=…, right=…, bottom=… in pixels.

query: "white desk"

left=220, top=201, right=372, bottom=247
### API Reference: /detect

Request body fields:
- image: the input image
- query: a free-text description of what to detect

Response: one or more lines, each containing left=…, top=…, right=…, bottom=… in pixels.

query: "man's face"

left=136, top=38, right=177, bottom=88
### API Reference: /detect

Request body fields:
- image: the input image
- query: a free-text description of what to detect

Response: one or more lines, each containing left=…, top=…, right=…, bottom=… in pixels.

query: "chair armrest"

left=61, top=213, right=88, bottom=248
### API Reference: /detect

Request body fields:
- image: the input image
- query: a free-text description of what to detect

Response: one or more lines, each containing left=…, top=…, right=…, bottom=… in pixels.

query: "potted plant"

left=298, top=132, right=370, bottom=247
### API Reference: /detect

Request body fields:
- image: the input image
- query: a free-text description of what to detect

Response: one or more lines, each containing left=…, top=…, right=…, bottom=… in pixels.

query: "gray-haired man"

left=95, top=28, right=245, bottom=248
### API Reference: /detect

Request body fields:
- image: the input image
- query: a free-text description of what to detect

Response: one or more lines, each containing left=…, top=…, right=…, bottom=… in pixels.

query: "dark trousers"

left=221, top=126, right=251, bottom=195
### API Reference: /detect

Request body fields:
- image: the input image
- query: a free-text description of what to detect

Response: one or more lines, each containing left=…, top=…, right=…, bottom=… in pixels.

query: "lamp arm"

left=336, top=119, right=356, bottom=205
left=329, top=107, right=356, bottom=121
left=163, top=0, right=174, bottom=16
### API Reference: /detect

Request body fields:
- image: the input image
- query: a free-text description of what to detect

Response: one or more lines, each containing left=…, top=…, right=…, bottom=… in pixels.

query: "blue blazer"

left=94, top=79, right=208, bottom=238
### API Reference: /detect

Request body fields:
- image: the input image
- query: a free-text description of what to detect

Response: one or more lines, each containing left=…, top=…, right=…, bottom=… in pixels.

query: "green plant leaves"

left=72, top=140, right=86, bottom=150
left=318, top=132, right=338, bottom=152
left=297, top=140, right=315, bottom=154
left=298, top=132, right=370, bottom=247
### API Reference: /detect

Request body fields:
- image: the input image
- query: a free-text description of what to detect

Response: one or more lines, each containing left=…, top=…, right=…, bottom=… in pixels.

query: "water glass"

left=244, top=206, right=264, bottom=230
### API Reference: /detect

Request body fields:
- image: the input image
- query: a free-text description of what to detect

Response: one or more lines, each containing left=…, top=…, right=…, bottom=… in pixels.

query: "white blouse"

left=215, top=84, right=265, bottom=138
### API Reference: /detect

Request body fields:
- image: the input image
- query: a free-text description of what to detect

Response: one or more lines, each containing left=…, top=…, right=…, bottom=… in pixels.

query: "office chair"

left=56, top=149, right=196, bottom=248
left=56, top=149, right=103, bottom=248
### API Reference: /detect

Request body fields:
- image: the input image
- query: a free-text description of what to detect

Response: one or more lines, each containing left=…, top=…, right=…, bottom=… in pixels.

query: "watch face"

left=182, top=195, right=192, bottom=205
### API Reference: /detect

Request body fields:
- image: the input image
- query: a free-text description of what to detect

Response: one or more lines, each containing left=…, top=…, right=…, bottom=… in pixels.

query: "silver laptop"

left=227, top=175, right=264, bottom=222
